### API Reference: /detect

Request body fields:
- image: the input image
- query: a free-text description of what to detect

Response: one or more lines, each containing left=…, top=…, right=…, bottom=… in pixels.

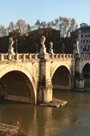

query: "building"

left=71, top=23, right=90, bottom=54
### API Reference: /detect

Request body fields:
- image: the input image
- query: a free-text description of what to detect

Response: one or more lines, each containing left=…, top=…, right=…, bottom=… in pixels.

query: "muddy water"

left=0, top=90, right=90, bottom=136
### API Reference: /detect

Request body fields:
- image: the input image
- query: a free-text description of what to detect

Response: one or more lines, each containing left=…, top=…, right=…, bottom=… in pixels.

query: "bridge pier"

left=74, top=54, right=85, bottom=90
left=37, top=36, right=52, bottom=104
left=37, top=54, right=52, bottom=103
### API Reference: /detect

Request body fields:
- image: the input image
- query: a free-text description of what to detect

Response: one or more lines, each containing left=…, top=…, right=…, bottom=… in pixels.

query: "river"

left=0, top=90, right=90, bottom=136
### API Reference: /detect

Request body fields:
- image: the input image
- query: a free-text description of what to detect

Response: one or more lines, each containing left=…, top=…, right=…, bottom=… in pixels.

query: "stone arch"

left=82, top=63, right=90, bottom=78
left=0, top=64, right=36, bottom=104
left=51, top=62, right=71, bottom=78
left=81, top=62, right=90, bottom=72
left=82, top=63, right=90, bottom=89
left=51, top=63, right=72, bottom=90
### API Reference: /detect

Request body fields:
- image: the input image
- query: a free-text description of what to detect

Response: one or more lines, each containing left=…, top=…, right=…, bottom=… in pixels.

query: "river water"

left=0, top=90, right=90, bottom=136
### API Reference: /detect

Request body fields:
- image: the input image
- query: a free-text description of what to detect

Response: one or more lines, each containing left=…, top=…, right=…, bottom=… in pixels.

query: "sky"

left=0, top=0, right=90, bottom=27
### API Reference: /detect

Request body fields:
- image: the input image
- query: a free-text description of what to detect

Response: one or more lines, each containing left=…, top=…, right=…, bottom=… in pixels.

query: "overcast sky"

left=0, top=0, right=90, bottom=26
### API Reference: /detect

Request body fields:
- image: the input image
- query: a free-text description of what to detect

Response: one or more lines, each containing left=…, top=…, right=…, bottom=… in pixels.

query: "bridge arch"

left=82, top=63, right=90, bottom=78
left=82, top=63, right=90, bottom=89
left=51, top=63, right=72, bottom=90
left=0, top=64, right=37, bottom=104
left=51, top=62, right=71, bottom=78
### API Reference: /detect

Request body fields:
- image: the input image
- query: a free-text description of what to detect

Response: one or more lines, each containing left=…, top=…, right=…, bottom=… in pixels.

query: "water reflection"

left=1, top=90, right=90, bottom=136
left=0, top=102, right=35, bottom=135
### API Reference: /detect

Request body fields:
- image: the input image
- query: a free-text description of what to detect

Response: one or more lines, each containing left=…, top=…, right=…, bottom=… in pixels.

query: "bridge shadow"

left=52, top=65, right=72, bottom=94
left=82, top=63, right=90, bottom=90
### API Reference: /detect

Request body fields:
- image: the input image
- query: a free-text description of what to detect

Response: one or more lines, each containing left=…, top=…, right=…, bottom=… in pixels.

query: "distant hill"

left=0, top=28, right=73, bottom=53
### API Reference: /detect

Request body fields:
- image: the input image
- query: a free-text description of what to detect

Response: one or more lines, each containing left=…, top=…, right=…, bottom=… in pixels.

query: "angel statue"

left=8, top=37, right=15, bottom=54
left=40, top=35, right=47, bottom=54
left=73, top=41, right=80, bottom=54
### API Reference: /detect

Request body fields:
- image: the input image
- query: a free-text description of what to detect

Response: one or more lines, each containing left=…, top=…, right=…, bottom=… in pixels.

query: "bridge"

left=0, top=52, right=89, bottom=104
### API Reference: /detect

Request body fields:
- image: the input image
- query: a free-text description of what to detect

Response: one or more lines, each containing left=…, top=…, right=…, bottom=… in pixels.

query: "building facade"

left=72, top=23, right=90, bottom=54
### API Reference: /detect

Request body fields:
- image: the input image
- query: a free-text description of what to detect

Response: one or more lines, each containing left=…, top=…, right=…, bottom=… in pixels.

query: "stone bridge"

left=0, top=53, right=89, bottom=104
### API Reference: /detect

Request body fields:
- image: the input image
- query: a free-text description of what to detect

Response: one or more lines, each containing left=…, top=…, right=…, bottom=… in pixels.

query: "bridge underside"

left=0, top=71, right=35, bottom=104
left=52, top=66, right=71, bottom=90
left=83, top=63, right=90, bottom=89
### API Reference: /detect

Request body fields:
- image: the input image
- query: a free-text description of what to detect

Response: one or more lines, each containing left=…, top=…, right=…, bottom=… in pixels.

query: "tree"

left=7, top=21, right=15, bottom=33
left=47, top=21, right=52, bottom=28
left=0, top=25, right=7, bottom=37
left=59, top=17, right=70, bottom=37
left=27, top=24, right=31, bottom=33
left=50, top=21, right=55, bottom=28
left=35, top=20, right=41, bottom=29
left=54, top=17, right=78, bottom=37
left=15, top=19, right=27, bottom=35
left=54, top=19, right=59, bottom=30
left=40, top=21, right=46, bottom=28
left=70, top=18, right=77, bottom=31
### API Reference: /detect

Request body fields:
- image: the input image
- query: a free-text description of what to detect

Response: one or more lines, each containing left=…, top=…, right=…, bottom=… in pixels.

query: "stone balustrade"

left=0, top=53, right=38, bottom=62
left=73, top=54, right=90, bottom=59
left=49, top=54, right=74, bottom=59
left=0, top=53, right=89, bottom=62
left=80, top=54, right=90, bottom=59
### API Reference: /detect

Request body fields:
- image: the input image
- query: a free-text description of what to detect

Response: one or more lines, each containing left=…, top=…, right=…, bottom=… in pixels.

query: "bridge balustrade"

left=49, top=54, right=73, bottom=60
left=0, top=53, right=38, bottom=62
left=81, top=54, right=90, bottom=59
left=1, top=53, right=89, bottom=62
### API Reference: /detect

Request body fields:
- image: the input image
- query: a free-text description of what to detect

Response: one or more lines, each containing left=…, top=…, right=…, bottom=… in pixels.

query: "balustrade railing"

left=80, top=54, right=90, bottom=59
left=0, top=53, right=38, bottom=62
left=0, top=53, right=89, bottom=62
left=49, top=54, right=74, bottom=59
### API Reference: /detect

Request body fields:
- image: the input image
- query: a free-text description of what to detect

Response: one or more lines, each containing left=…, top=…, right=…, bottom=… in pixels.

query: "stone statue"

left=49, top=42, right=54, bottom=54
left=8, top=37, right=15, bottom=54
left=41, top=36, right=46, bottom=49
left=73, top=41, right=80, bottom=54
left=40, top=36, right=47, bottom=54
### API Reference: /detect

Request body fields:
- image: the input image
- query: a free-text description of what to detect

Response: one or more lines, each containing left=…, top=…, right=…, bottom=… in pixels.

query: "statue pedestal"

left=37, top=36, right=53, bottom=104
left=49, top=42, right=54, bottom=54
left=8, top=47, right=15, bottom=55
